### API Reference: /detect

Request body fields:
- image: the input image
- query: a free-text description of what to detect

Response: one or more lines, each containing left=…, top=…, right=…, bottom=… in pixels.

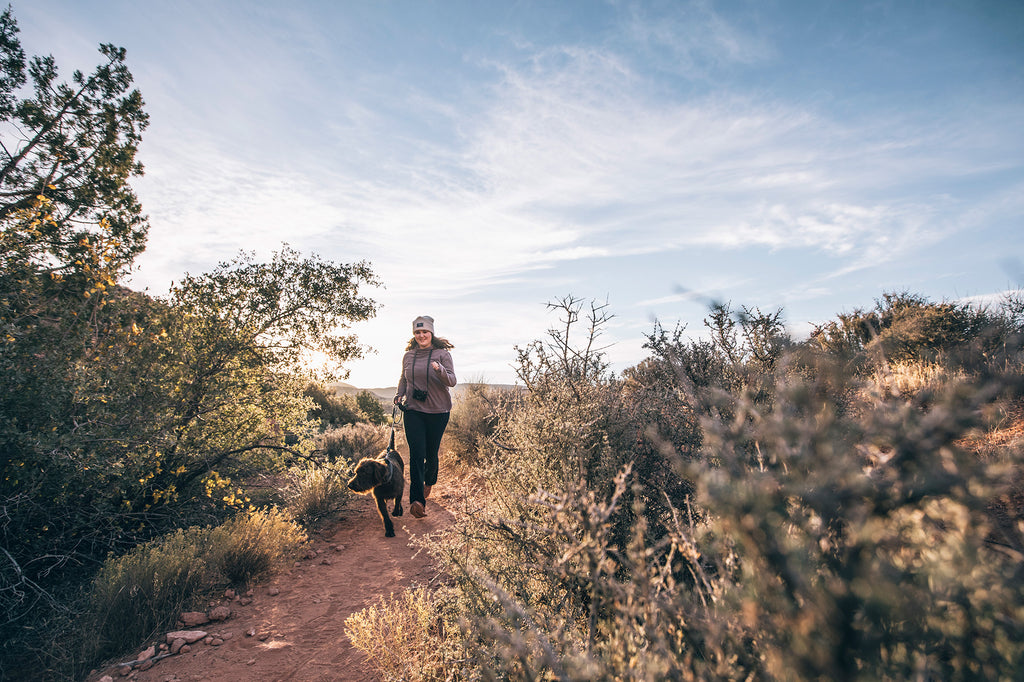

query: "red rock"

left=179, top=611, right=209, bottom=627
left=165, top=630, right=207, bottom=644
left=209, top=605, right=231, bottom=621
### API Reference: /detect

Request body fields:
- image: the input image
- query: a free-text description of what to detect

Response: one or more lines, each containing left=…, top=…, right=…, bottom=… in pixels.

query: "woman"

left=394, top=315, right=457, bottom=518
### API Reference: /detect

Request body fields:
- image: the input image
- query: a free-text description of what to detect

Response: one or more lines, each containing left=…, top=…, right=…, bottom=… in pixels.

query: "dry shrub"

left=445, top=383, right=517, bottom=465
left=209, top=507, right=308, bottom=585
left=344, top=586, right=469, bottom=682
left=413, top=296, right=1024, bottom=681
left=322, top=422, right=389, bottom=462
left=282, top=459, right=355, bottom=525
left=82, top=527, right=214, bottom=664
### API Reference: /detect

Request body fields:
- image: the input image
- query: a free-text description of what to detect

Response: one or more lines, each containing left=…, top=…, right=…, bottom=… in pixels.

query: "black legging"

left=403, top=409, right=450, bottom=506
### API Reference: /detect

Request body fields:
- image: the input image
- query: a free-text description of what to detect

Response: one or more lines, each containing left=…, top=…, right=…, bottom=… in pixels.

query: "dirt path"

left=92, top=487, right=456, bottom=682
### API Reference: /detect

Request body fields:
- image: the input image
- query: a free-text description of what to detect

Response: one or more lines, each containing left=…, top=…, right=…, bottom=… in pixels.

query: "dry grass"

left=866, top=360, right=964, bottom=398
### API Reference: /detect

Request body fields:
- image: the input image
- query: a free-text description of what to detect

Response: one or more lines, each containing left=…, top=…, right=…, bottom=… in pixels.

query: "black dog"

left=347, top=448, right=404, bottom=537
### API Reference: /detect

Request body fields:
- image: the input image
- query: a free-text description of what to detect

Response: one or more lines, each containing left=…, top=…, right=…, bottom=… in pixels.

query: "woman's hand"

left=431, top=361, right=442, bottom=372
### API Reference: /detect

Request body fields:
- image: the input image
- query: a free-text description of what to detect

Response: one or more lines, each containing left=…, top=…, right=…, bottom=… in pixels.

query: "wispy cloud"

left=55, top=0, right=1018, bottom=385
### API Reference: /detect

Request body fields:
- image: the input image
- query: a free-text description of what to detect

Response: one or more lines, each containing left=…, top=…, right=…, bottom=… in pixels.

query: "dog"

left=347, top=447, right=404, bottom=537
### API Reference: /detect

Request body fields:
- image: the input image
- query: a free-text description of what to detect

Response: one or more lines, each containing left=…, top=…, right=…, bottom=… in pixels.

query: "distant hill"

left=330, top=382, right=518, bottom=402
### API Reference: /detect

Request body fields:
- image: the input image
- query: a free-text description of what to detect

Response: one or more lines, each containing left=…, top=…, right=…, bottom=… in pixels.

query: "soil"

left=89, top=486, right=456, bottom=682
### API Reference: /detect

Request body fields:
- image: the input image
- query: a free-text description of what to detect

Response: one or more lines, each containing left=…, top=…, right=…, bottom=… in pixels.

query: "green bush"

left=81, top=527, right=215, bottom=665
left=305, top=382, right=363, bottom=428
left=356, top=390, right=390, bottom=425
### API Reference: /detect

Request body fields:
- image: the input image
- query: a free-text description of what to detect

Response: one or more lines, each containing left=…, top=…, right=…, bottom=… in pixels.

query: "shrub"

left=282, top=459, right=356, bottom=525
left=445, top=382, right=516, bottom=465
left=81, top=527, right=214, bottom=666
left=344, top=586, right=467, bottom=682
left=810, top=290, right=1020, bottom=368
left=321, top=422, right=389, bottom=462
left=356, top=390, right=390, bottom=425
left=305, top=383, right=363, bottom=428
left=208, top=508, right=308, bottom=585
left=419, top=295, right=1024, bottom=681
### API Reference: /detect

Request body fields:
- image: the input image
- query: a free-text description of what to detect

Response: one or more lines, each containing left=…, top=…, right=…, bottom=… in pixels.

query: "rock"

left=117, top=665, right=132, bottom=677
left=224, top=588, right=236, bottom=599
left=166, top=630, right=208, bottom=644
left=99, top=676, right=115, bottom=682
left=245, top=628, right=256, bottom=637
left=209, top=605, right=231, bottom=621
left=137, top=645, right=156, bottom=661
left=239, top=596, right=253, bottom=606
left=320, top=558, right=332, bottom=565
left=137, top=658, right=154, bottom=671
left=179, top=611, right=209, bottom=627
left=210, top=637, right=224, bottom=646
left=180, top=644, right=192, bottom=654
left=221, top=631, right=234, bottom=640
left=257, top=632, right=270, bottom=641
left=170, top=638, right=187, bottom=654
left=267, top=586, right=280, bottom=596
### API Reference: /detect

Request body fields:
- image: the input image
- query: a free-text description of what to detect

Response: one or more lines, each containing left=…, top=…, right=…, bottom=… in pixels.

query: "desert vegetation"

left=0, top=12, right=383, bottom=678
left=347, top=293, right=1024, bottom=681
left=3, top=6, right=1023, bottom=681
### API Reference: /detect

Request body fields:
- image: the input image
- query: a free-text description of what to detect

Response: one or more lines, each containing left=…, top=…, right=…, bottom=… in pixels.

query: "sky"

left=16, top=0, right=1024, bottom=387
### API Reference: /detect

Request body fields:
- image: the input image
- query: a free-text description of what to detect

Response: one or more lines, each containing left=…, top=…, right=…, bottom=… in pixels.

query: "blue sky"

left=18, top=1, right=1024, bottom=387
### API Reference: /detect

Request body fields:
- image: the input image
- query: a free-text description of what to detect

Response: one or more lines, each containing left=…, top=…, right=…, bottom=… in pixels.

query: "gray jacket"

left=396, top=347, right=457, bottom=413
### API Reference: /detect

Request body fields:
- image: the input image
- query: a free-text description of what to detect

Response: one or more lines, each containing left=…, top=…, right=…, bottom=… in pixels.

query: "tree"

left=0, top=11, right=382, bottom=674
left=0, top=7, right=149, bottom=274
left=0, top=12, right=151, bottom=672
left=1, top=246, right=379, bottom=677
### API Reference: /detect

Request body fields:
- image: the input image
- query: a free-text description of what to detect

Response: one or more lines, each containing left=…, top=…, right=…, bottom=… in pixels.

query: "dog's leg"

left=392, top=497, right=403, bottom=517
left=373, top=490, right=395, bottom=537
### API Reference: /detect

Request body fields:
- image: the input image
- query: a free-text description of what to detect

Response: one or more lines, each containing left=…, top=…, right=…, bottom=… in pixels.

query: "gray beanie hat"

left=412, top=315, right=434, bottom=334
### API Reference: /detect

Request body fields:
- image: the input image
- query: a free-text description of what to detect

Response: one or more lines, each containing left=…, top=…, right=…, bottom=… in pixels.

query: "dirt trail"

left=92, top=487, right=455, bottom=682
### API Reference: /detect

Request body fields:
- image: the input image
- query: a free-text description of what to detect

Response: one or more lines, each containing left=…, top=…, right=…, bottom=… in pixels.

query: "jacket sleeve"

left=435, top=350, right=457, bottom=388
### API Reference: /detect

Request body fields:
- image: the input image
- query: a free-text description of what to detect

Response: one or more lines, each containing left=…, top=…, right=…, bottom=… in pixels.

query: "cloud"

left=108, top=0, right=1022, bottom=385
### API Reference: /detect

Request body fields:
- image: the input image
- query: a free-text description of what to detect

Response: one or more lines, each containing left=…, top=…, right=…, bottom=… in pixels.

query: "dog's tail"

left=389, top=404, right=399, bottom=451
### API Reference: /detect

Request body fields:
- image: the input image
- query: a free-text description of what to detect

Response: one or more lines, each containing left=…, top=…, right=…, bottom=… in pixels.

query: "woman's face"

left=414, top=329, right=433, bottom=348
